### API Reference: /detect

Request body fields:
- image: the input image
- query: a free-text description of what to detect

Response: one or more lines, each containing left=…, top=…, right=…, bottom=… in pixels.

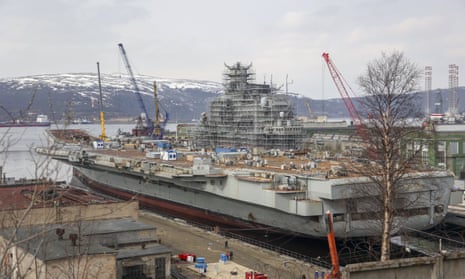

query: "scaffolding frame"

left=195, top=62, right=303, bottom=151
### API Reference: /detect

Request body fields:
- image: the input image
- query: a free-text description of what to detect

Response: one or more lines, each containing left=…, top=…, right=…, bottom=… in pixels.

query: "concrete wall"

left=46, top=254, right=116, bottom=279
left=116, top=253, right=171, bottom=279
left=0, top=200, right=139, bottom=228
left=0, top=238, right=116, bottom=279
left=342, top=252, right=465, bottom=279
left=6, top=245, right=45, bottom=279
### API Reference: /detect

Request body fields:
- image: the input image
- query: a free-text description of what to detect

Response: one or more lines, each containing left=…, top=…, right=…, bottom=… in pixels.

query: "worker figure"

left=229, top=250, right=233, bottom=260
left=226, top=251, right=230, bottom=260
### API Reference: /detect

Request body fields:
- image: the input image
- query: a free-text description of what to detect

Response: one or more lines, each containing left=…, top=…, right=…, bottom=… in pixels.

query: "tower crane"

left=322, top=52, right=367, bottom=141
left=118, top=43, right=153, bottom=137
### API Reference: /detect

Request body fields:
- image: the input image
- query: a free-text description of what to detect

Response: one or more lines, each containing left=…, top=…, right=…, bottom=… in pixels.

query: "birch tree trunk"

left=357, top=51, right=422, bottom=261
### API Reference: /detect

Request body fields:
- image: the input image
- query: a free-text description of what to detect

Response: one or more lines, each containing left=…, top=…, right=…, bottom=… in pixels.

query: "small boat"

left=72, top=118, right=93, bottom=125
left=0, top=114, right=51, bottom=128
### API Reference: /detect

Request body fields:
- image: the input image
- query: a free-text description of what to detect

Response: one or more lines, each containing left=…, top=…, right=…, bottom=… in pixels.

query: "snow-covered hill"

left=0, top=73, right=224, bottom=122
left=0, top=72, right=455, bottom=124
left=2, top=73, right=223, bottom=96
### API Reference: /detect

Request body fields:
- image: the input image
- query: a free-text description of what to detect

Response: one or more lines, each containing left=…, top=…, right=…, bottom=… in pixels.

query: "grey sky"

left=0, top=0, right=463, bottom=99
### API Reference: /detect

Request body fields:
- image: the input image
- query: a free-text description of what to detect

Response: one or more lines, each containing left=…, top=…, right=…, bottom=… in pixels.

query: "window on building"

left=155, top=257, right=166, bottom=279
left=122, top=265, right=145, bottom=279
left=437, top=141, right=446, bottom=168
left=449, top=141, right=459, bottom=155
left=422, top=148, right=429, bottom=165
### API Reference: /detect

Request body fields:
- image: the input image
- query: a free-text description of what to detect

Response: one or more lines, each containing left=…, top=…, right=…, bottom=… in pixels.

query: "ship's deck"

left=88, top=147, right=340, bottom=178
left=47, top=128, right=434, bottom=180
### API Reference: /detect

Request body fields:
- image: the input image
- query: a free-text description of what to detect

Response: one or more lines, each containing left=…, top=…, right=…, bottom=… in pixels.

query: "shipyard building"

left=195, top=62, right=303, bottom=151
left=0, top=184, right=171, bottom=279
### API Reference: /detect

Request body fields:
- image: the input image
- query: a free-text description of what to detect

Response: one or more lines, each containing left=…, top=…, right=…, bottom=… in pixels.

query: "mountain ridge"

left=0, top=73, right=463, bottom=123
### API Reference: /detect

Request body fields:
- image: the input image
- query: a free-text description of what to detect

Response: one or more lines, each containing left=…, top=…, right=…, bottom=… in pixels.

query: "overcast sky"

left=0, top=0, right=463, bottom=99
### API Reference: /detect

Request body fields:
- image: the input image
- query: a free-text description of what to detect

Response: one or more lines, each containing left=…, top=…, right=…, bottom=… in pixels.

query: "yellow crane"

left=97, top=62, right=106, bottom=141
left=152, top=81, right=161, bottom=138
left=151, top=80, right=169, bottom=139
left=305, top=101, right=316, bottom=119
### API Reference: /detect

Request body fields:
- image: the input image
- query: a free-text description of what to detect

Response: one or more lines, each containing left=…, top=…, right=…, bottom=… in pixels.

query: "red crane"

left=324, top=210, right=341, bottom=279
left=322, top=52, right=367, bottom=141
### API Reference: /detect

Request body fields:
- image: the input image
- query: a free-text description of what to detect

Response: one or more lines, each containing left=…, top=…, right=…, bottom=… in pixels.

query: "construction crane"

left=152, top=81, right=169, bottom=139
left=324, top=210, right=341, bottom=279
left=305, top=101, right=316, bottom=119
left=96, top=62, right=106, bottom=141
left=322, top=52, right=367, bottom=141
left=118, top=43, right=153, bottom=137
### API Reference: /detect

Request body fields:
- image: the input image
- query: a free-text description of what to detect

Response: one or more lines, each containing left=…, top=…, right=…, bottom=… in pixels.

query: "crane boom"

left=322, top=52, right=367, bottom=140
left=118, top=43, right=153, bottom=135
left=305, top=101, right=316, bottom=119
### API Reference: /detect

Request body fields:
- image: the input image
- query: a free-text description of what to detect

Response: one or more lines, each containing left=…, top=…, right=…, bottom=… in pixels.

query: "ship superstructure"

left=195, top=62, right=303, bottom=151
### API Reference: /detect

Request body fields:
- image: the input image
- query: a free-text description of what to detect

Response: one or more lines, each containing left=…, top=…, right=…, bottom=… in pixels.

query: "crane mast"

left=97, top=62, right=106, bottom=141
left=152, top=81, right=161, bottom=139
left=118, top=43, right=153, bottom=136
left=322, top=52, right=367, bottom=140
left=324, top=211, right=341, bottom=279
left=152, top=81, right=169, bottom=140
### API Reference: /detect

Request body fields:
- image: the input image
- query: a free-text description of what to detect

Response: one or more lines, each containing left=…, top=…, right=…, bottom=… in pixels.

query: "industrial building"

left=194, top=62, right=303, bottom=151
left=0, top=183, right=171, bottom=279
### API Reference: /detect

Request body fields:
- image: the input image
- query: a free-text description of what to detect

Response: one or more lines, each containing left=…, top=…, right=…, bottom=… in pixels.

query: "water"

left=0, top=123, right=337, bottom=261
left=0, top=123, right=178, bottom=181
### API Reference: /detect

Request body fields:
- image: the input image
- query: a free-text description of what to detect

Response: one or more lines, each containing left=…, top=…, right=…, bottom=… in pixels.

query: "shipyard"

left=0, top=2, right=464, bottom=278
left=2, top=57, right=465, bottom=278
left=29, top=57, right=465, bottom=279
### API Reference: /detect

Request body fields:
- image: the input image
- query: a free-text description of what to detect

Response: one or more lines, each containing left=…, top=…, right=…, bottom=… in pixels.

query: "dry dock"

left=139, top=211, right=327, bottom=279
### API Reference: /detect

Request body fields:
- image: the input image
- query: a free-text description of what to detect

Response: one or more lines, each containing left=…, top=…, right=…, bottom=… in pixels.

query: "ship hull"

left=69, top=162, right=454, bottom=239
left=72, top=167, right=263, bottom=231
left=71, top=165, right=333, bottom=238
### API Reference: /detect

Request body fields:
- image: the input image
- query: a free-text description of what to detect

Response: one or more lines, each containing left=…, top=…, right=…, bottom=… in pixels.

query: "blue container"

left=220, top=253, right=228, bottom=262
left=196, top=257, right=205, bottom=263
left=195, top=263, right=207, bottom=269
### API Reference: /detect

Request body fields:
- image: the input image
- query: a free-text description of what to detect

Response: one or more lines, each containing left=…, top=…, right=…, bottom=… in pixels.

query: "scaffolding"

left=448, top=64, right=459, bottom=117
left=195, top=62, right=303, bottom=151
left=425, top=66, right=432, bottom=117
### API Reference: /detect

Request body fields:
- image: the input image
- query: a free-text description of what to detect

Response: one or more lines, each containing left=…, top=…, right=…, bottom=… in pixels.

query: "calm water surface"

left=0, top=123, right=177, bottom=181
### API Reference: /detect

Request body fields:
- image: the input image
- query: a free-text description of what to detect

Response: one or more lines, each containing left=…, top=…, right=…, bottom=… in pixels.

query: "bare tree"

left=356, top=51, right=422, bottom=261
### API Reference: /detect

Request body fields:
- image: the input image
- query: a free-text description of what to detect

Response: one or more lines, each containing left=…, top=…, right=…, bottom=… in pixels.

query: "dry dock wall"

left=342, top=253, right=465, bottom=279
